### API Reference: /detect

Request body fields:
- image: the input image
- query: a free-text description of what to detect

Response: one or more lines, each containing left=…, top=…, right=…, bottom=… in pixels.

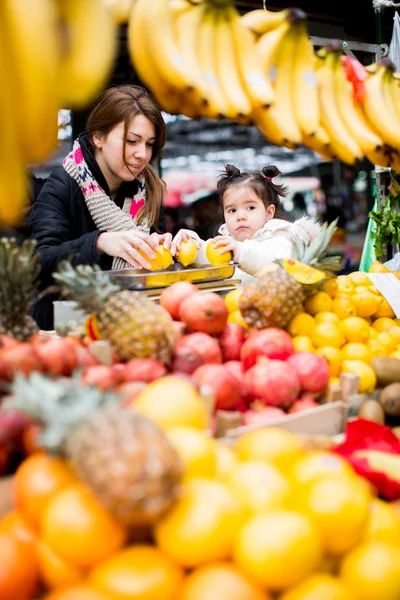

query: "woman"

left=30, top=85, right=170, bottom=330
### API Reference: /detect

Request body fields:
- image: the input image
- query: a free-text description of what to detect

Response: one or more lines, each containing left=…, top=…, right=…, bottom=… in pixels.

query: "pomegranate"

left=111, top=363, right=126, bottom=383
left=192, top=364, right=240, bottom=410
left=243, top=405, right=286, bottom=427
left=75, top=346, right=98, bottom=369
left=179, top=292, right=228, bottom=334
left=286, top=352, right=329, bottom=394
left=0, top=407, right=33, bottom=445
left=81, top=365, right=120, bottom=390
left=0, top=343, right=45, bottom=380
left=244, top=356, right=301, bottom=409
left=176, top=332, right=222, bottom=364
left=289, top=397, right=319, bottom=414
left=117, top=381, right=147, bottom=407
left=0, top=335, right=19, bottom=350
left=241, top=328, right=295, bottom=370
left=123, top=358, right=167, bottom=383
left=33, top=338, right=77, bottom=376
left=173, top=321, right=187, bottom=340
left=160, top=281, right=199, bottom=320
left=224, top=360, right=248, bottom=412
left=219, top=323, right=247, bottom=361
left=170, top=346, right=204, bottom=375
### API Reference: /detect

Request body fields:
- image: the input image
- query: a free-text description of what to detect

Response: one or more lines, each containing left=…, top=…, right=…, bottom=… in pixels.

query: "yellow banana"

left=257, top=20, right=291, bottom=74
left=104, top=0, right=132, bottom=24
left=214, top=8, right=252, bottom=120
left=363, top=63, right=400, bottom=150
left=57, top=0, right=117, bottom=109
left=317, top=51, right=363, bottom=165
left=292, top=21, right=319, bottom=136
left=229, top=6, right=275, bottom=108
left=169, top=0, right=193, bottom=17
left=0, top=27, right=27, bottom=227
left=303, top=127, right=336, bottom=160
left=240, top=8, right=290, bottom=37
left=128, top=0, right=180, bottom=114
left=334, top=55, right=382, bottom=154
left=0, top=0, right=59, bottom=163
left=388, top=72, right=400, bottom=123
left=366, top=146, right=392, bottom=168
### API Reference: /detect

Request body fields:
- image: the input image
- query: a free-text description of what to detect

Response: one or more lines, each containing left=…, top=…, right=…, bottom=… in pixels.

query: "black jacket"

left=30, top=133, right=166, bottom=330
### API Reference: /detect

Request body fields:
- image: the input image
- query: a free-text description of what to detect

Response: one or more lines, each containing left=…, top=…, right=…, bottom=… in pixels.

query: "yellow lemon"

left=339, top=317, right=370, bottom=343
left=304, top=292, right=332, bottom=316
left=368, top=260, right=390, bottom=273
left=280, top=573, right=354, bottom=600
left=348, top=271, right=373, bottom=286
left=335, top=276, right=356, bottom=296
left=288, top=313, right=316, bottom=337
left=389, top=350, right=400, bottom=359
left=214, top=443, right=238, bottom=480
left=177, top=238, right=198, bottom=267
left=364, top=498, right=400, bottom=545
left=235, top=428, right=303, bottom=474
left=299, top=475, right=372, bottom=556
left=388, top=326, right=400, bottom=342
left=227, top=310, right=248, bottom=328
left=329, top=376, right=340, bottom=387
left=321, top=278, right=338, bottom=298
left=314, top=312, right=340, bottom=325
left=374, top=298, right=395, bottom=318
left=139, top=244, right=173, bottom=270
left=293, top=336, right=315, bottom=352
left=352, top=292, right=382, bottom=318
left=311, top=323, right=345, bottom=349
left=368, top=284, right=381, bottom=295
left=369, top=327, right=378, bottom=339
left=394, top=318, right=400, bottom=327
left=206, top=241, right=232, bottom=266
left=289, top=451, right=355, bottom=489
left=331, top=296, right=357, bottom=319
left=340, top=540, right=400, bottom=600
left=341, top=342, right=373, bottom=364
left=316, top=346, right=342, bottom=377
left=372, top=317, right=396, bottom=332
left=342, top=360, right=377, bottom=393
left=166, top=426, right=217, bottom=480
left=224, top=289, right=242, bottom=313
left=376, top=332, right=398, bottom=354
left=368, top=339, right=387, bottom=358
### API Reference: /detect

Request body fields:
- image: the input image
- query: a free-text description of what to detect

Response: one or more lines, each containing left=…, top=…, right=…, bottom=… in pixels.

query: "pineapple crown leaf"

left=9, top=372, right=119, bottom=454
left=299, top=218, right=339, bottom=265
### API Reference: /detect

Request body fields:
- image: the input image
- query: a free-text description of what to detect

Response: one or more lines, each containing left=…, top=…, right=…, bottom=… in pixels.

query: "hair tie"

left=228, top=175, right=233, bottom=180
left=264, top=176, right=272, bottom=181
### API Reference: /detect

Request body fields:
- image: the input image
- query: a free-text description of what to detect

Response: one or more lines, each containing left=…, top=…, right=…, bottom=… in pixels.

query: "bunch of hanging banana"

left=128, top=0, right=274, bottom=121
left=0, top=0, right=117, bottom=227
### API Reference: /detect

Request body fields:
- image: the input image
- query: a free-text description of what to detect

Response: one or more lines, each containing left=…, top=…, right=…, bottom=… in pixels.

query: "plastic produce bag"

left=389, top=12, right=400, bottom=71
left=359, top=200, right=377, bottom=272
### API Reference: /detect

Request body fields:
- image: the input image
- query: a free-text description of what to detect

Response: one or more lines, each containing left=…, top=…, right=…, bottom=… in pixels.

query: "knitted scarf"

left=63, top=138, right=149, bottom=270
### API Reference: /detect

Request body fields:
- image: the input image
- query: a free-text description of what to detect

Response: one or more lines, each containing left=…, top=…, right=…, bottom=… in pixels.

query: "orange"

left=340, top=540, right=400, bottom=600
left=299, top=475, right=372, bottom=556
left=154, top=478, right=243, bottom=568
left=166, top=426, right=217, bottom=479
left=179, top=562, right=270, bottom=600
left=331, top=296, right=357, bottom=319
left=225, top=289, right=242, bottom=313
left=364, top=499, right=400, bottom=545
left=228, top=460, right=291, bottom=516
left=0, top=531, right=39, bottom=600
left=311, top=322, right=345, bottom=349
left=372, top=317, right=396, bottom=332
left=41, top=484, right=126, bottom=570
left=235, top=427, right=303, bottom=473
left=304, top=291, right=332, bottom=315
left=89, top=545, right=183, bottom=600
left=233, top=510, right=322, bottom=591
left=292, top=336, right=315, bottom=352
left=341, top=342, right=372, bottom=364
left=314, top=311, right=340, bottom=324
left=206, top=241, right=232, bottom=266
left=280, top=573, right=353, bottom=600
left=44, top=585, right=111, bottom=600
left=134, top=376, right=208, bottom=430
left=339, top=317, right=370, bottom=343
left=227, top=310, right=248, bottom=328
left=289, top=451, right=354, bottom=490
left=14, top=453, right=76, bottom=530
left=37, top=539, right=83, bottom=589
left=288, top=313, right=316, bottom=336
left=373, top=298, right=395, bottom=318
left=316, top=347, right=342, bottom=377
left=0, top=510, right=36, bottom=546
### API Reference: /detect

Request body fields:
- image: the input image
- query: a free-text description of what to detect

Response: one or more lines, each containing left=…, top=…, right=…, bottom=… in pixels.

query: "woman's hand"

left=170, top=229, right=201, bottom=256
left=212, top=235, right=237, bottom=256
left=150, top=231, right=173, bottom=251
left=96, top=230, right=157, bottom=269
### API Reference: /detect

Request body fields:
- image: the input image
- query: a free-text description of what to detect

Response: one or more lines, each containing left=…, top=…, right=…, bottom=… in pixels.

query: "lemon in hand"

left=177, top=238, right=198, bottom=267
left=206, top=241, right=232, bottom=266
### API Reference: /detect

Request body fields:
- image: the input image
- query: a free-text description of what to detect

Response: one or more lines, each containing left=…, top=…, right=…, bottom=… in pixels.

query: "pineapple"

left=53, top=262, right=176, bottom=363
left=0, top=238, right=40, bottom=341
left=11, top=373, right=183, bottom=525
left=239, top=220, right=342, bottom=329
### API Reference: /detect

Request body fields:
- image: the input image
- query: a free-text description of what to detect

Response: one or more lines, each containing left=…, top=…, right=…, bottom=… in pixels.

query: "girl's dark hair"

left=217, top=164, right=288, bottom=217
left=87, top=85, right=166, bottom=231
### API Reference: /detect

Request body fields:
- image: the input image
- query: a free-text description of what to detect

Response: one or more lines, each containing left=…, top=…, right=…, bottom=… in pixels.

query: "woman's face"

left=93, top=114, right=156, bottom=192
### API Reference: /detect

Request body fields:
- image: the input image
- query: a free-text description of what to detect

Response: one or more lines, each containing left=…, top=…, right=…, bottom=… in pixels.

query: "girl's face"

left=93, top=114, right=156, bottom=193
left=223, top=185, right=275, bottom=241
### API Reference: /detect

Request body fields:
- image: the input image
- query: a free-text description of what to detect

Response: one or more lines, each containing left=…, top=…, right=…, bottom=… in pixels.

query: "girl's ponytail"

left=261, top=165, right=289, bottom=199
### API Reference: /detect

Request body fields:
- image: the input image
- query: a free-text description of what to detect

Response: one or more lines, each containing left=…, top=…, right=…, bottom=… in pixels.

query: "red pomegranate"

left=286, top=352, right=329, bottom=394
left=244, top=356, right=300, bottom=409
left=241, top=328, right=295, bottom=370
left=33, top=338, right=77, bottom=376
left=243, top=405, right=286, bottom=427
left=170, top=346, right=204, bottom=374
left=123, top=358, right=167, bottom=383
left=117, top=381, right=147, bottom=407
left=288, top=397, right=319, bottom=414
left=81, top=365, right=120, bottom=391
left=159, top=282, right=199, bottom=320
left=0, top=343, right=45, bottom=380
left=192, top=364, right=240, bottom=410
left=224, top=360, right=248, bottom=412
left=176, top=332, right=222, bottom=364
left=179, top=292, right=228, bottom=334
left=173, top=321, right=187, bottom=340
left=219, top=323, right=247, bottom=362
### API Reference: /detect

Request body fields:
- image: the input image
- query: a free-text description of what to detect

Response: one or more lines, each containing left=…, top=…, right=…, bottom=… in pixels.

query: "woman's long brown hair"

left=86, top=85, right=166, bottom=231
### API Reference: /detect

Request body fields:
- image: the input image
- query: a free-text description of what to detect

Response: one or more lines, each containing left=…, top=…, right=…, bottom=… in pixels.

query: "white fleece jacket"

left=191, top=216, right=322, bottom=286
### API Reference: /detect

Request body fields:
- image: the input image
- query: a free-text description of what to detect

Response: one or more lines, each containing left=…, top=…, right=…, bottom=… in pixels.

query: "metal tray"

left=105, top=262, right=237, bottom=289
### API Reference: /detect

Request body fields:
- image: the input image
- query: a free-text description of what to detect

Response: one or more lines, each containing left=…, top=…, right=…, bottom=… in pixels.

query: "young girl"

left=173, top=164, right=321, bottom=285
